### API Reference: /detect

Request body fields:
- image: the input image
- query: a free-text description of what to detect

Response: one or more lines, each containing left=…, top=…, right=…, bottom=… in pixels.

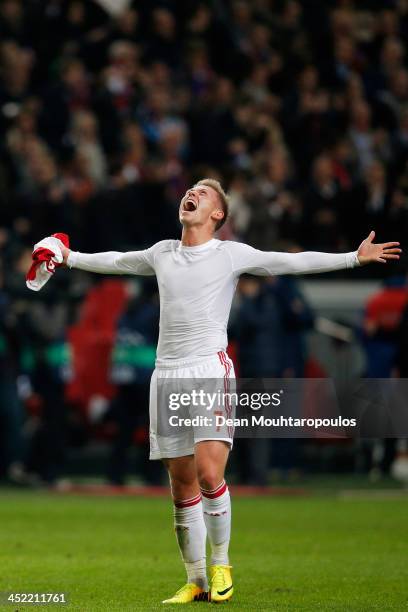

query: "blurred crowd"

left=1, top=0, right=408, bottom=486
left=1, top=0, right=408, bottom=258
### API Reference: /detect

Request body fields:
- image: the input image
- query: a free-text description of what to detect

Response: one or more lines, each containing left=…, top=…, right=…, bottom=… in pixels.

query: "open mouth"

left=183, top=199, right=198, bottom=212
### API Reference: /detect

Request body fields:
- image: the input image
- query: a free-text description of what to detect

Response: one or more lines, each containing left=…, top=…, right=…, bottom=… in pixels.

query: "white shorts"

left=149, top=351, right=235, bottom=460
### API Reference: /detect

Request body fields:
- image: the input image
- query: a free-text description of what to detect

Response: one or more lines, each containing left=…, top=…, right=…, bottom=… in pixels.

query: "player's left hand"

left=357, top=231, right=402, bottom=265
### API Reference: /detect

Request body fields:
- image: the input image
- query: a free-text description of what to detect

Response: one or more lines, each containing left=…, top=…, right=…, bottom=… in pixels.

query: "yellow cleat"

left=209, top=565, right=233, bottom=603
left=162, top=583, right=208, bottom=604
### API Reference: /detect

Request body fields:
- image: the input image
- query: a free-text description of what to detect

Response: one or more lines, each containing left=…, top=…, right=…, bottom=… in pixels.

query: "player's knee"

left=197, top=470, right=222, bottom=492
left=169, top=473, right=198, bottom=501
left=170, top=472, right=196, bottom=489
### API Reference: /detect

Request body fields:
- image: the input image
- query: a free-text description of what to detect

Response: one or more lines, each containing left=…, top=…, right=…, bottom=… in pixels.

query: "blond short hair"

left=194, top=178, right=229, bottom=231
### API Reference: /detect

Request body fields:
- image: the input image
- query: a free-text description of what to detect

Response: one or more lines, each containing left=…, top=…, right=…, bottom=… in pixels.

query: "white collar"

left=178, top=238, right=219, bottom=252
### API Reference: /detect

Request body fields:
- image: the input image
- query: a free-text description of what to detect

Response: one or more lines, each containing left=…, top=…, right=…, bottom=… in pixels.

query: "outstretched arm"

left=227, top=232, right=401, bottom=277
left=62, top=245, right=156, bottom=276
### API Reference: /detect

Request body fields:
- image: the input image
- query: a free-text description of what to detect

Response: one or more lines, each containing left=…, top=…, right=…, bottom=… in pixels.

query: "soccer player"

left=60, top=179, right=400, bottom=603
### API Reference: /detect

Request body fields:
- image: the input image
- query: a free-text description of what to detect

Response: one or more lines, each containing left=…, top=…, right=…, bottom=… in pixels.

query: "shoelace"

left=212, top=568, right=227, bottom=590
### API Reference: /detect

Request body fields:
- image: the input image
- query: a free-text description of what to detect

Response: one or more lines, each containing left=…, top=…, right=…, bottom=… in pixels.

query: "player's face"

left=179, top=185, right=222, bottom=229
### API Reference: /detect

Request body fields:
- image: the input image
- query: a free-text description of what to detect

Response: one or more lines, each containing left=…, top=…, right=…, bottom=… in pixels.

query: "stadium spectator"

left=0, top=275, right=25, bottom=481
left=107, top=281, right=161, bottom=485
left=232, top=272, right=314, bottom=485
left=361, top=276, right=408, bottom=378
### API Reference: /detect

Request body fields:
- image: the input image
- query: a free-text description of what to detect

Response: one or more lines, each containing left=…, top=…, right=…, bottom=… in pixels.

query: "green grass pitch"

left=0, top=490, right=407, bottom=611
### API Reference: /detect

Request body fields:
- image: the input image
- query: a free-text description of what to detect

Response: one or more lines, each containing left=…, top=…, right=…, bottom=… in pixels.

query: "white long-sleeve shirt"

left=67, top=239, right=359, bottom=365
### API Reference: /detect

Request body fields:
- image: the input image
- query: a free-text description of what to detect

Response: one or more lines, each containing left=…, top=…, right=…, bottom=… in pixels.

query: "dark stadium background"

left=0, top=0, right=408, bottom=490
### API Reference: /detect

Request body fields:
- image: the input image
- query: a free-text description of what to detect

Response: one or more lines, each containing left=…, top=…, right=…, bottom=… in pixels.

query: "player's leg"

left=150, top=369, right=207, bottom=602
left=162, top=455, right=208, bottom=603
left=195, top=440, right=233, bottom=602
